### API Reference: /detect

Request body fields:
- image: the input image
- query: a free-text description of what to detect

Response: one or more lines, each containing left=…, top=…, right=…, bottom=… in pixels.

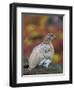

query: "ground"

left=22, top=62, right=63, bottom=75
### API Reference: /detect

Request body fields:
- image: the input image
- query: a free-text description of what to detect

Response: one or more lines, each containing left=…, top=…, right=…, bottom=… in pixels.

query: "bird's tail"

left=24, top=64, right=29, bottom=68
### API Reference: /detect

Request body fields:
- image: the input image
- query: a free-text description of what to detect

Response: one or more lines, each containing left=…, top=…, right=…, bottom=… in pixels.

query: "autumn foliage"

left=22, top=14, right=63, bottom=64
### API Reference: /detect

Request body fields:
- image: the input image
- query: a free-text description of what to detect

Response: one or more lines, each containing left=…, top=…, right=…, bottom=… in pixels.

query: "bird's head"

left=43, top=33, right=56, bottom=44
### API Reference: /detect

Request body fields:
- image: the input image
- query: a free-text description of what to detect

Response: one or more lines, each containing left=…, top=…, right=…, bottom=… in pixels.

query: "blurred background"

left=22, top=14, right=63, bottom=75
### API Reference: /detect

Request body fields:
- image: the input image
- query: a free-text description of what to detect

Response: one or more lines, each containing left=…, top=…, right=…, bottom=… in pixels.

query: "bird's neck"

left=42, top=40, right=51, bottom=45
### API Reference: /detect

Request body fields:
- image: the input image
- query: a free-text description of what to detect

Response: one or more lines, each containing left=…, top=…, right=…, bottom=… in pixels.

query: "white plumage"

left=28, top=33, right=55, bottom=70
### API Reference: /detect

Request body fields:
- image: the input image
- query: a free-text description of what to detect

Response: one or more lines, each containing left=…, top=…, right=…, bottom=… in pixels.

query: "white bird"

left=28, top=33, right=56, bottom=71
